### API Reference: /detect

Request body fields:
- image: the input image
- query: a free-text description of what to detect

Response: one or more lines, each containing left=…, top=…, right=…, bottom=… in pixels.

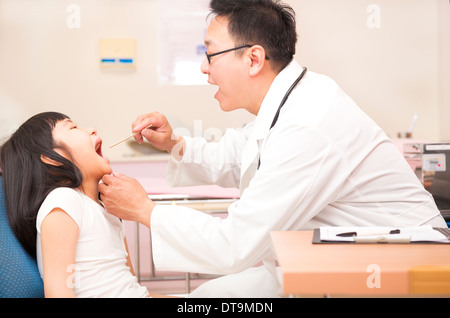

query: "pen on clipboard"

left=336, top=229, right=401, bottom=237
left=109, top=124, right=153, bottom=149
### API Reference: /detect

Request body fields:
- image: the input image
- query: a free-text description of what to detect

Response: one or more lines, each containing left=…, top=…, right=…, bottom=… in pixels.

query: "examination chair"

left=0, top=175, right=44, bottom=298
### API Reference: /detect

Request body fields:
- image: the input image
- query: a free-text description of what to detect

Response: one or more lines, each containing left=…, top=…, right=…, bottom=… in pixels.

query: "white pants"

left=187, top=266, right=282, bottom=298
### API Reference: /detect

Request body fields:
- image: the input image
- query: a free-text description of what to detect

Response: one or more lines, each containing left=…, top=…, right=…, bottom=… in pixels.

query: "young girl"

left=0, top=112, right=154, bottom=297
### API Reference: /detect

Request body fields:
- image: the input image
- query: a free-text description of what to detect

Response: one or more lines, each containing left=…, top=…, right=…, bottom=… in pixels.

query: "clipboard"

left=312, top=227, right=450, bottom=244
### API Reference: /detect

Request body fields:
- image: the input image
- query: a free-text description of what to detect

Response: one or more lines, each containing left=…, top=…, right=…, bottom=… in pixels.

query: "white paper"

left=157, top=0, right=210, bottom=86
left=320, top=225, right=450, bottom=243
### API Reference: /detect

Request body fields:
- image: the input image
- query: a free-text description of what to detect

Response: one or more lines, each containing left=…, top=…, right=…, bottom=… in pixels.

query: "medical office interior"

left=1, top=0, right=450, bottom=297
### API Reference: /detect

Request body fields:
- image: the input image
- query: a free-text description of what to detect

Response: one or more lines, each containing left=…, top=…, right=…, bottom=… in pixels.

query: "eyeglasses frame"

left=204, top=45, right=269, bottom=64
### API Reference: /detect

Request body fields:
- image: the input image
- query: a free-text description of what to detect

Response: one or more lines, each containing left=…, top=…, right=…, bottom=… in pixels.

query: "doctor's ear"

left=247, top=45, right=267, bottom=77
left=40, top=154, right=63, bottom=167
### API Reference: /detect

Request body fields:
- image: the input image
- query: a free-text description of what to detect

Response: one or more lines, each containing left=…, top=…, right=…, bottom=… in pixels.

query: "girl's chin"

left=96, top=164, right=112, bottom=180
left=103, top=165, right=113, bottom=176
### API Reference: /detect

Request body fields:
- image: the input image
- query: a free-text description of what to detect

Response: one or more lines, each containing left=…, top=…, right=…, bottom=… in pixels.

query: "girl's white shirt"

left=36, top=187, right=148, bottom=298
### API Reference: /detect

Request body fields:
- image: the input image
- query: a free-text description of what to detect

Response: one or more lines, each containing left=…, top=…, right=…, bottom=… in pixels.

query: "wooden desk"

left=271, top=231, right=450, bottom=297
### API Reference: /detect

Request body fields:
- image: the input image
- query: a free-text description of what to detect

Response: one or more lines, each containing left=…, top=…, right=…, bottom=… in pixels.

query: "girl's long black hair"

left=0, top=112, right=83, bottom=259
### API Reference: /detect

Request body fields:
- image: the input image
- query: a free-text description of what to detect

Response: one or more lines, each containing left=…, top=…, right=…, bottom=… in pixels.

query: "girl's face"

left=52, top=118, right=112, bottom=182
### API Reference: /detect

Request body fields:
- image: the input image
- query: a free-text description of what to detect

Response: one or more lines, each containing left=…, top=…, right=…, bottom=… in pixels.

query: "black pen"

left=336, top=229, right=401, bottom=237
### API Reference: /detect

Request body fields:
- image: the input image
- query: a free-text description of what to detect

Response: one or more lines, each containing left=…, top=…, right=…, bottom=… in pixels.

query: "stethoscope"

left=257, top=66, right=307, bottom=169
left=269, top=66, right=307, bottom=130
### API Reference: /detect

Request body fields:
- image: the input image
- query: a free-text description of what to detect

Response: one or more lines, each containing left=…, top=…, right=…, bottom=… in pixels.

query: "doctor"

left=99, top=0, right=446, bottom=297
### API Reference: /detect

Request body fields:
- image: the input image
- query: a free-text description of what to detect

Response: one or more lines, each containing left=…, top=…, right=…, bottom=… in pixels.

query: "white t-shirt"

left=36, top=187, right=148, bottom=298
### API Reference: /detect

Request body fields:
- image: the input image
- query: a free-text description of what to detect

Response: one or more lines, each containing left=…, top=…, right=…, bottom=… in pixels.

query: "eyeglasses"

left=205, top=45, right=259, bottom=64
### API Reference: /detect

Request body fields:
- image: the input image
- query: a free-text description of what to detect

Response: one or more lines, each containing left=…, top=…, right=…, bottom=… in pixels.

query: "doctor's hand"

left=99, top=172, right=154, bottom=229
left=132, top=112, right=185, bottom=159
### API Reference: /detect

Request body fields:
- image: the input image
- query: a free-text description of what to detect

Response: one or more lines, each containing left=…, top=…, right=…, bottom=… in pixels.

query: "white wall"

left=1, top=0, right=449, bottom=162
left=438, top=0, right=450, bottom=140
left=292, top=0, right=448, bottom=142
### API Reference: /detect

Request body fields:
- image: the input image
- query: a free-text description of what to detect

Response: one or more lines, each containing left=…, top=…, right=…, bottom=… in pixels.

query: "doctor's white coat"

left=150, top=61, right=445, bottom=297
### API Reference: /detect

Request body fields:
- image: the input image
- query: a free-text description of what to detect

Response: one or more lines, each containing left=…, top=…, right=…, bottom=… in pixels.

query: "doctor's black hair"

left=209, top=0, right=297, bottom=72
left=0, top=112, right=83, bottom=258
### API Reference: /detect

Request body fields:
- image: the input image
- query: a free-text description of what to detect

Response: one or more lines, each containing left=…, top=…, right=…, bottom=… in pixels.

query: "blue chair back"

left=0, top=175, right=44, bottom=298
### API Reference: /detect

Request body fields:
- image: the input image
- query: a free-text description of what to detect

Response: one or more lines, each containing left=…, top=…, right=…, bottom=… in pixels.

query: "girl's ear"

left=40, top=154, right=63, bottom=167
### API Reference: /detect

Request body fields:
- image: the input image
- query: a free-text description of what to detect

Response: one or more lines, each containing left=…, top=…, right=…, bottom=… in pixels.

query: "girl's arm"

left=123, top=237, right=136, bottom=276
left=40, top=208, right=79, bottom=298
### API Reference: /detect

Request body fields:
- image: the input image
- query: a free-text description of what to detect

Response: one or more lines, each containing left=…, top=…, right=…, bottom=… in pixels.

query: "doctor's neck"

left=246, top=66, right=278, bottom=116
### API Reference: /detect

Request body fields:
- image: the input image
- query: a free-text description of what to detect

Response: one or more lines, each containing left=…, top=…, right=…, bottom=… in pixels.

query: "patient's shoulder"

left=46, top=187, right=82, bottom=200
left=37, top=187, right=84, bottom=230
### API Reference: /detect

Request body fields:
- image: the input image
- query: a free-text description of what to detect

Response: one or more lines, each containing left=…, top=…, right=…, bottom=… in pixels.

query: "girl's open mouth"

left=95, top=139, right=103, bottom=158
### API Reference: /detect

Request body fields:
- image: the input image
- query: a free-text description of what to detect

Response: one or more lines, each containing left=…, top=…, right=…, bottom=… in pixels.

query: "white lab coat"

left=150, top=61, right=446, bottom=297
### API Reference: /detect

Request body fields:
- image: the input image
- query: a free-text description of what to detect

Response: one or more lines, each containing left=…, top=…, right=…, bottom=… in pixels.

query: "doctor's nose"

left=200, top=56, right=210, bottom=75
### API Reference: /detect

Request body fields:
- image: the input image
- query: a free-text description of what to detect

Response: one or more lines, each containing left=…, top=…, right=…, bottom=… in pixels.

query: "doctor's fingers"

left=101, top=172, right=119, bottom=186
left=100, top=172, right=128, bottom=194
left=98, top=182, right=111, bottom=204
left=132, top=112, right=168, bottom=134
left=98, top=175, right=115, bottom=198
left=141, top=128, right=180, bottom=154
left=132, top=112, right=167, bottom=144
